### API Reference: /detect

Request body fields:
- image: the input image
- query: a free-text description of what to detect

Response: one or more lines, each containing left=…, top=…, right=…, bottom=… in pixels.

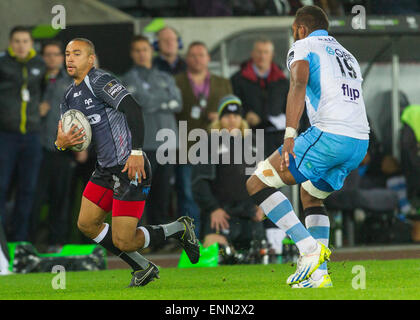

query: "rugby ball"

left=62, top=109, right=92, bottom=152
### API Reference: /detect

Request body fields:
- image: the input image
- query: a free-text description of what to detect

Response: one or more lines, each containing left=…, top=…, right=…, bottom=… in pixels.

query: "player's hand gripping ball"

left=61, top=109, right=92, bottom=151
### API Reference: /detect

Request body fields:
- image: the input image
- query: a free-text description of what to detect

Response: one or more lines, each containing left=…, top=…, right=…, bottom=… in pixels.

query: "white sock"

left=260, top=191, right=317, bottom=255
left=139, top=226, right=150, bottom=248
left=93, top=223, right=109, bottom=243
left=0, top=246, right=10, bottom=275
left=306, top=214, right=330, bottom=280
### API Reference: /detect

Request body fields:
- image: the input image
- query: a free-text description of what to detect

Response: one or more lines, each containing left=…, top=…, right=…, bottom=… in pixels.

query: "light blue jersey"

left=287, top=30, right=369, bottom=140
left=281, top=30, right=370, bottom=191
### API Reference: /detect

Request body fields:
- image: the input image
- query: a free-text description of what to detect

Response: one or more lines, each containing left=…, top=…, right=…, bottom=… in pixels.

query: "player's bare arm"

left=281, top=60, right=309, bottom=171
left=55, top=120, right=86, bottom=149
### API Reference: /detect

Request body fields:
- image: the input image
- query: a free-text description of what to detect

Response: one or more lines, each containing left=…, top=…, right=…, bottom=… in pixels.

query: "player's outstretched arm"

left=281, top=60, right=309, bottom=171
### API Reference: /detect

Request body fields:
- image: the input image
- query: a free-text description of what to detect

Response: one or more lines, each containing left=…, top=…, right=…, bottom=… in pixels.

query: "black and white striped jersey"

left=61, top=67, right=132, bottom=168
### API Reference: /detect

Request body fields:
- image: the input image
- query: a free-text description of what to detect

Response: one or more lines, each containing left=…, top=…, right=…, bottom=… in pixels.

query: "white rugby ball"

left=62, top=109, right=92, bottom=152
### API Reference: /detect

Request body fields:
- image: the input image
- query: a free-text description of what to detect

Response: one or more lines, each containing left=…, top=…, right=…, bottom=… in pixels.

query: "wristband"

left=54, top=141, right=66, bottom=151
left=284, top=127, right=297, bottom=139
left=131, top=149, right=143, bottom=156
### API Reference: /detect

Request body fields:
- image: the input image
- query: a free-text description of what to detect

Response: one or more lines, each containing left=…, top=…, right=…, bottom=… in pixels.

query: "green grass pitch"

left=1, top=259, right=419, bottom=300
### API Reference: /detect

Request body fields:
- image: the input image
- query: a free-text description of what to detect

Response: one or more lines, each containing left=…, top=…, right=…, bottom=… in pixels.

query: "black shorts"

left=82, top=153, right=152, bottom=219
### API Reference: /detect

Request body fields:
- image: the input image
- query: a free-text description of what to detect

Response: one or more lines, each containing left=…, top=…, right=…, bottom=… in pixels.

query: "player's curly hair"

left=295, top=5, right=329, bottom=32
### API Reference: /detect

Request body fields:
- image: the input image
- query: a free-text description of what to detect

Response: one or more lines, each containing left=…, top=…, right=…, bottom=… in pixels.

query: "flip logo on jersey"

left=342, top=84, right=360, bottom=101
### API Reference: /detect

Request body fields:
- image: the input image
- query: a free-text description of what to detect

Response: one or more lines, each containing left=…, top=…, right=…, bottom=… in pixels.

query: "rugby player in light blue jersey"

left=247, top=5, right=369, bottom=288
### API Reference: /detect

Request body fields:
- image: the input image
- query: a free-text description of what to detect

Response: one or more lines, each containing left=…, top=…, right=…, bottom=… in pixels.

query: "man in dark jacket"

left=175, top=41, right=233, bottom=237
left=30, top=40, right=75, bottom=251
left=152, top=27, right=187, bottom=76
left=0, top=26, right=46, bottom=241
left=123, top=35, right=182, bottom=229
left=192, top=95, right=265, bottom=250
left=231, top=38, right=289, bottom=157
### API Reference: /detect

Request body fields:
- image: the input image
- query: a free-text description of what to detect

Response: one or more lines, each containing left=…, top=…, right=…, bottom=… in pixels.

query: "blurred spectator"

left=231, top=38, right=289, bottom=157
left=0, top=26, right=46, bottom=241
left=400, top=104, right=420, bottom=206
left=313, top=0, right=344, bottom=16
left=152, top=27, right=187, bottom=75
left=189, top=0, right=233, bottom=16
left=123, top=35, right=182, bottom=229
left=361, top=125, right=412, bottom=216
left=230, top=0, right=305, bottom=16
left=29, top=40, right=76, bottom=251
left=0, top=222, right=10, bottom=275
left=175, top=41, right=233, bottom=237
left=325, top=124, right=412, bottom=244
left=368, top=0, right=420, bottom=14
left=192, top=95, right=265, bottom=250
left=374, top=90, right=410, bottom=156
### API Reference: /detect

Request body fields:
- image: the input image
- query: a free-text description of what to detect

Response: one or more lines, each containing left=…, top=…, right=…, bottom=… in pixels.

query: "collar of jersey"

left=73, top=67, right=95, bottom=87
left=308, top=29, right=329, bottom=37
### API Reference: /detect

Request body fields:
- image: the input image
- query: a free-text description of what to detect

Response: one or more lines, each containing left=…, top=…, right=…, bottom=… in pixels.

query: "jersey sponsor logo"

left=334, top=48, right=354, bottom=63
left=341, top=84, right=360, bottom=101
left=87, top=113, right=101, bottom=125
left=104, top=79, right=124, bottom=99
left=84, top=98, right=93, bottom=106
left=326, top=46, right=335, bottom=55
left=318, top=37, right=337, bottom=43
left=73, top=90, right=82, bottom=97
left=142, top=186, right=150, bottom=195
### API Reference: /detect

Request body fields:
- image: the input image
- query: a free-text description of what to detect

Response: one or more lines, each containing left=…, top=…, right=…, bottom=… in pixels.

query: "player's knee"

left=77, top=217, right=101, bottom=238
left=246, top=175, right=262, bottom=196
left=77, top=219, right=93, bottom=237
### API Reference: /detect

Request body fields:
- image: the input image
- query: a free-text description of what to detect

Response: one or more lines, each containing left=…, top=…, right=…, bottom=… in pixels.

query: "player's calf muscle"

left=112, top=218, right=145, bottom=251
left=300, top=187, right=323, bottom=209
left=112, top=231, right=145, bottom=252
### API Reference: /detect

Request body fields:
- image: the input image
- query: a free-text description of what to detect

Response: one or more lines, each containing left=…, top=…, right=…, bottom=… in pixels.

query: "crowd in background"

left=0, top=20, right=419, bottom=256
left=103, top=0, right=420, bottom=18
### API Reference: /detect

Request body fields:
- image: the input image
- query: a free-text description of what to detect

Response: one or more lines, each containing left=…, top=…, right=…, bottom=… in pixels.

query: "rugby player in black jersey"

left=55, top=38, right=199, bottom=287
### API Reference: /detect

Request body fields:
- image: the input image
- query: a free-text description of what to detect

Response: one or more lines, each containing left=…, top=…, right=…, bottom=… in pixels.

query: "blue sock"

left=260, top=191, right=317, bottom=255
left=305, top=210, right=330, bottom=279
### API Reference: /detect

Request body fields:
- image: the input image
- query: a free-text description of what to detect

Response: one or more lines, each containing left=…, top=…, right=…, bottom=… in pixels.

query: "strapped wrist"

left=284, top=127, right=297, bottom=139
left=131, top=149, right=143, bottom=156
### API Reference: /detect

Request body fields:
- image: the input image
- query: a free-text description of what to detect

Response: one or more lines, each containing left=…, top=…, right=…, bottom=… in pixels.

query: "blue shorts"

left=278, top=126, right=369, bottom=192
